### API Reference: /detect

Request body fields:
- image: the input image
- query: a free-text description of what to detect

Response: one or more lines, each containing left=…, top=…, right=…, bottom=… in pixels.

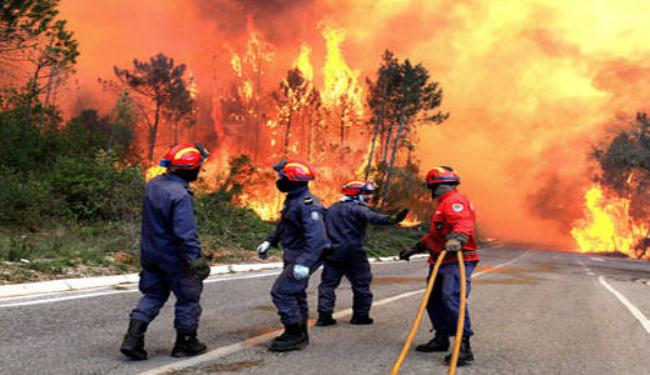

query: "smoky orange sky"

left=58, top=0, right=650, bottom=248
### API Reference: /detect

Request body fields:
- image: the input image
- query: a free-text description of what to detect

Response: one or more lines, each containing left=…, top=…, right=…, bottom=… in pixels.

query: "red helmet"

left=160, top=143, right=209, bottom=171
left=425, top=166, right=460, bottom=188
left=273, top=160, right=316, bottom=182
left=342, top=180, right=376, bottom=196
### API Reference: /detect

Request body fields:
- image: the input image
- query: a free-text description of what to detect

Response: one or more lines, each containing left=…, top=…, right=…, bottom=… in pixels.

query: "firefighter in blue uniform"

left=120, top=143, right=211, bottom=360
left=316, top=180, right=408, bottom=326
left=257, top=160, right=330, bottom=352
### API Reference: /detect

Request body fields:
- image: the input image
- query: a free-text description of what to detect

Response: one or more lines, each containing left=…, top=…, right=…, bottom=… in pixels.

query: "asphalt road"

left=1, top=246, right=649, bottom=375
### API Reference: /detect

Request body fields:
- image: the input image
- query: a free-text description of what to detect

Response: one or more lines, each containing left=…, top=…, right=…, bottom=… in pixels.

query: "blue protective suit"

left=267, top=186, right=330, bottom=326
left=129, top=173, right=204, bottom=333
left=317, top=198, right=391, bottom=316
left=426, top=261, right=476, bottom=337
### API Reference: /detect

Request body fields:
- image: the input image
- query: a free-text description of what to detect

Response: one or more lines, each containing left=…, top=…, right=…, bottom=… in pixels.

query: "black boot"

left=171, top=331, right=208, bottom=357
left=316, top=312, right=337, bottom=326
left=269, top=324, right=308, bottom=352
left=445, top=336, right=474, bottom=366
left=120, top=319, right=149, bottom=360
left=415, top=331, right=449, bottom=352
left=350, top=314, right=374, bottom=325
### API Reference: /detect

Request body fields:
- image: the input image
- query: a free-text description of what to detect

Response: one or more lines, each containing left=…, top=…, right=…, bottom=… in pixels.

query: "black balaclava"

left=430, top=183, right=457, bottom=198
left=172, top=168, right=201, bottom=183
left=276, top=178, right=308, bottom=193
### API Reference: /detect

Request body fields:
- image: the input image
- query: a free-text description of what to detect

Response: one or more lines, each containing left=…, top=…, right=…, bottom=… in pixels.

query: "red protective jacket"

left=421, top=189, right=479, bottom=265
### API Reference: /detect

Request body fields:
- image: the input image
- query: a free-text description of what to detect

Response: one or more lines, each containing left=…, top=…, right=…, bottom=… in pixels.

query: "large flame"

left=571, top=185, right=649, bottom=259
left=321, top=26, right=364, bottom=115
left=58, top=1, right=650, bottom=247
left=294, top=44, right=314, bottom=81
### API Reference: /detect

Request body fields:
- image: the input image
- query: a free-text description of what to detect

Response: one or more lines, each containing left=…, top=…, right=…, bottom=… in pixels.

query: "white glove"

left=257, top=241, right=271, bottom=259
left=293, top=264, right=310, bottom=280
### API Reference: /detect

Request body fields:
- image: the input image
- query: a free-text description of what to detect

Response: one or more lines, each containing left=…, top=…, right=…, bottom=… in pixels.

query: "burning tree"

left=572, top=113, right=650, bottom=259
left=272, top=68, right=322, bottom=159
left=364, top=51, right=448, bottom=210
left=594, top=112, right=650, bottom=219
left=219, top=16, right=274, bottom=160
left=111, top=53, right=195, bottom=162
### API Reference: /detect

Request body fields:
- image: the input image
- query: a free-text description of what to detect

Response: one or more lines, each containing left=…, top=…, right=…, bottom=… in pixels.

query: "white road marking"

left=0, top=290, right=129, bottom=308
left=0, top=271, right=282, bottom=308
left=0, top=260, right=428, bottom=309
left=598, top=275, right=650, bottom=334
left=138, top=250, right=529, bottom=375
left=591, top=257, right=605, bottom=262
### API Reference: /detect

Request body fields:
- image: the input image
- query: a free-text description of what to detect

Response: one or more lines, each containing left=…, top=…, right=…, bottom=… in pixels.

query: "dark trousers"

left=426, top=261, right=476, bottom=337
left=271, top=263, right=311, bottom=326
left=317, top=258, right=373, bottom=316
left=130, top=263, right=203, bottom=333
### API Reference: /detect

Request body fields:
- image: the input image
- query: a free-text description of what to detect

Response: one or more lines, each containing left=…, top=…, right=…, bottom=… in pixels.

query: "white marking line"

left=598, top=275, right=650, bottom=334
left=0, top=271, right=282, bottom=308
left=139, top=250, right=529, bottom=375
left=0, top=259, right=425, bottom=308
left=591, top=257, right=605, bottom=262
left=0, top=259, right=427, bottom=308
left=0, top=290, right=128, bottom=308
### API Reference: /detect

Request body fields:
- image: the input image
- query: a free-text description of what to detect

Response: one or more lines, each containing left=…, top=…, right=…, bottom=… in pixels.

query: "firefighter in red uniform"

left=399, top=166, right=478, bottom=367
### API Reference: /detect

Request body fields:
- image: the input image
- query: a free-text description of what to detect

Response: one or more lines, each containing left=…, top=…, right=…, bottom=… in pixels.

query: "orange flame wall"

left=59, top=0, right=650, bottom=248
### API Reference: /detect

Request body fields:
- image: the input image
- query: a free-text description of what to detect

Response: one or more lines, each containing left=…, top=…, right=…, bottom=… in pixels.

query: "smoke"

left=58, top=0, right=650, bottom=247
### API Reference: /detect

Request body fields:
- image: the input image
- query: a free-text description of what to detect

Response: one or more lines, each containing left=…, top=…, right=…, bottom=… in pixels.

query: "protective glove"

left=444, top=238, right=462, bottom=252
left=293, top=264, right=310, bottom=280
left=257, top=241, right=271, bottom=259
left=389, top=208, right=410, bottom=224
left=399, top=241, right=427, bottom=261
left=189, top=257, right=211, bottom=280
left=398, top=248, right=417, bottom=261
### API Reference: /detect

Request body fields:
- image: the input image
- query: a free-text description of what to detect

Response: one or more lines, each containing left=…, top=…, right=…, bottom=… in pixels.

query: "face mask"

left=173, top=168, right=200, bottom=182
left=276, top=178, right=296, bottom=193
left=431, top=184, right=454, bottom=198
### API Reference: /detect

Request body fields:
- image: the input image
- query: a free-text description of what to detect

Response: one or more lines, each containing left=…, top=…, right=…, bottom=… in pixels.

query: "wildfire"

left=400, top=215, right=422, bottom=228
left=294, top=44, right=314, bottom=81
left=321, top=26, right=364, bottom=115
left=571, top=185, right=649, bottom=259
left=145, top=166, right=166, bottom=182
left=188, top=70, right=198, bottom=99
left=238, top=192, right=283, bottom=221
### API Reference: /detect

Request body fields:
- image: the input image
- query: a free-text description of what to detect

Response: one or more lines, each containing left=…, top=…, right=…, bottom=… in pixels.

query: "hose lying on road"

left=390, top=250, right=447, bottom=375
left=389, top=250, right=467, bottom=375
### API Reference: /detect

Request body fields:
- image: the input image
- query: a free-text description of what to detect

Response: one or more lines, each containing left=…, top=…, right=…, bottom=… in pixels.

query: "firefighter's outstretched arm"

left=258, top=222, right=284, bottom=259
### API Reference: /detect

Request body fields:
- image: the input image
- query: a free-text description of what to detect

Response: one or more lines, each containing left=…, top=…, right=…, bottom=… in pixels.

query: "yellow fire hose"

left=447, top=251, right=467, bottom=375
left=390, top=250, right=467, bottom=375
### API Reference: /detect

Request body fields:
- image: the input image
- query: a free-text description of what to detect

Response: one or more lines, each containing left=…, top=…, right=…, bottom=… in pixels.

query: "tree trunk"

left=307, top=108, right=313, bottom=161
left=380, top=111, right=407, bottom=210
left=364, top=81, right=388, bottom=180
left=382, top=119, right=394, bottom=164
left=23, top=63, right=43, bottom=130
left=283, top=113, right=293, bottom=158
left=147, top=100, right=161, bottom=163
